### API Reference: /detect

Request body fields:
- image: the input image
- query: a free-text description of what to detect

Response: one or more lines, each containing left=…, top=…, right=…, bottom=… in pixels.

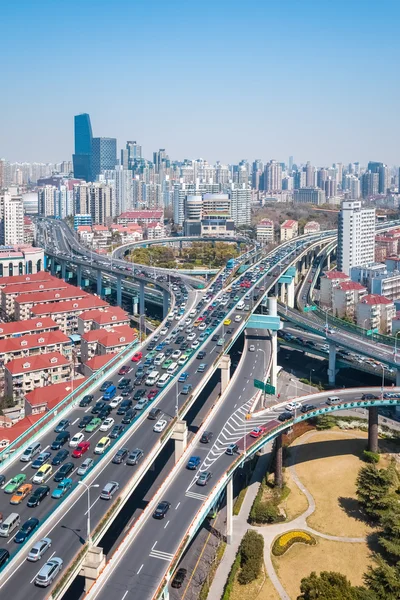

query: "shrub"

left=363, top=450, right=380, bottom=464
left=221, top=551, right=241, bottom=600
left=272, top=530, right=316, bottom=556
left=313, top=415, right=336, bottom=430
left=238, top=530, right=264, bottom=585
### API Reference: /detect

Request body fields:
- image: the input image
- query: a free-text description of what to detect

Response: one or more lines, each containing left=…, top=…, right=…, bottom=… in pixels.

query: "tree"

left=356, top=464, right=394, bottom=520
left=297, top=571, right=374, bottom=600
left=364, top=556, right=400, bottom=599
left=378, top=499, right=400, bottom=561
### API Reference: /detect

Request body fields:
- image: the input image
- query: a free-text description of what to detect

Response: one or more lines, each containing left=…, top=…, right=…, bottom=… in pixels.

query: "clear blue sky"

left=1, top=0, right=399, bottom=166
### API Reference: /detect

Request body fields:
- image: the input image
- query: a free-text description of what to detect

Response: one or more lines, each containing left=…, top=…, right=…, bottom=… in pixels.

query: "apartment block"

left=280, top=220, right=298, bottom=242
left=31, top=296, right=109, bottom=334
left=1, top=278, right=71, bottom=317
left=0, top=317, right=59, bottom=341
left=77, top=307, right=130, bottom=335
left=371, top=271, right=400, bottom=302
left=356, top=294, right=396, bottom=334
left=24, top=379, right=86, bottom=416
left=304, top=221, right=321, bottom=234
left=332, top=281, right=367, bottom=318
left=256, top=219, right=274, bottom=244
left=5, top=352, right=72, bottom=400
left=15, top=288, right=88, bottom=321
left=80, top=325, right=136, bottom=362
left=320, top=270, right=350, bottom=307
left=117, top=210, right=163, bottom=226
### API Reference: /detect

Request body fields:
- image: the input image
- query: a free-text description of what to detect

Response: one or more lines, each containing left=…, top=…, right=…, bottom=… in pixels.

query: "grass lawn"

left=280, top=467, right=309, bottom=520
left=273, top=535, right=373, bottom=600
left=229, top=563, right=280, bottom=600
left=291, top=429, right=376, bottom=537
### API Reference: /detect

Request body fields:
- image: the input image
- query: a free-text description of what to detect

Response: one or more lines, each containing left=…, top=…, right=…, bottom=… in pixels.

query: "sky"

left=1, top=0, right=400, bottom=166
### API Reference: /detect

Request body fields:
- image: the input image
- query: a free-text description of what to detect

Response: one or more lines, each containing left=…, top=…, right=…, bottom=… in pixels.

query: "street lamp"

left=258, top=348, right=267, bottom=405
left=78, top=482, right=100, bottom=546
left=309, top=368, right=315, bottom=388
left=324, top=307, right=332, bottom=330
left=380, top=364, right=385, bottom=400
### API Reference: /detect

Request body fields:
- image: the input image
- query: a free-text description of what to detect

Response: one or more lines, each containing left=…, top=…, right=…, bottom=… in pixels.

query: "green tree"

left=297, top=571, right=373, bottom=600
left=378, top=499, right=400, bottom=561
left=364, top=556, right=400, bottom=599
left=356, top=464, right=394, bottom=520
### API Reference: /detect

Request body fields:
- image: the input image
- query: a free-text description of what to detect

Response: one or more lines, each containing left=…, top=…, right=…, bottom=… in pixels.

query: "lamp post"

left=309, top=368, right=315, bottom=388
left=325, top=307, right=332, bottom=330
left=380, top=364, right=385, bottom=400
left=258, top=348, right=267, bottom=405
left=78, top=482, right=99, bottom=546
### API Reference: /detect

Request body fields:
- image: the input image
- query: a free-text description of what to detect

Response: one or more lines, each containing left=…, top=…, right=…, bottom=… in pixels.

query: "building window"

left=8, top=263, right=13, bottom=277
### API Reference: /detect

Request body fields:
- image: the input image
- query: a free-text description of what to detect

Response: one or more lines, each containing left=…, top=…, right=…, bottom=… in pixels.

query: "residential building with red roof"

left=15, top=287, right=88, bottom=321
left=1, top=277, right=72, bottom=317
left=31, top=296, right=109, bottom=334
left=146, top=222, right=165, bottom=239
left=5, top=352, right=72, bottom=400
left=256, top=219, right=274, bottom=244
left=0, top=246, right=44, bottom=278
left=0, top=317, right=59, bottom=341
left=80, top=324, right=136, bottom=362
left=117, top=210, right=164, bottom=226
left=356, top=294, right=395, bottom=334
left=280, top=219, right=298, bottom=242
left=24, top=378, right=86, bottom=415
left=77, top=307, right=130, bottom=335
left=332, top=281, right=367, bottom=319
left=83, top=354, right=115, bottom=377
left=0, top=329, right=72, bottom=366
left=320, top=270, right=350, bottom=307
left=0, top=270, right=53, bottom=290
left=304, top=221, right=321, bottom=234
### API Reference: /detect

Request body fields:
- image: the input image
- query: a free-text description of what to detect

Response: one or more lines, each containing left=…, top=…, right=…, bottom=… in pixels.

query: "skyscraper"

left=337, top=200, right=375, bottom=274
left=0, top=192, right=24, bottom=245
left=91, top=138, right=117, bottom=182
left=264, top=160, right=282, bottom=192
left=72, top=113, right=93, bottom=181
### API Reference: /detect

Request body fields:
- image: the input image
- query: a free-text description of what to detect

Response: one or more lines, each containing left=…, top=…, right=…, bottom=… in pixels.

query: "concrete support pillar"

left=274, top=281, right=280, bottom=297
left=301, top=259, right=306, bottom=275
left=396, top=368, right=400, bottom=387
left=139, top=281, right=145, bottom=316
left=61, top=261, right=66, bottom=281
left=96, top=271, right=102, bottom=296
left=219, top=355, right=231, bottom=393
left=133, top=295, right=138, bottom=315
left=326, top=254, right=331, bottom=270
left=268, top=297, right=278, bottom=391
left=368, top=406, right=379, bottom=453
left=80, top=546, right=106, bottom=593
left=294, top=266, right=300, bottom=284
left=280, top=282, right=286, bottom=303
left=76, top=264, right=82, bottom=288
left=116, top=274, right=122, bottom=307
left=171, top=420, right=188, bottom=463
left=226, top=476, right=233, bottom=545
left=287, top=279, right=295, bottom=308
left=163, top=290, right=169, bottom=319
left=50, top=259, right=56, bottom=276
left=275, top=433, right=283, bottom=488
left=328, top=342, right=336, bottom=385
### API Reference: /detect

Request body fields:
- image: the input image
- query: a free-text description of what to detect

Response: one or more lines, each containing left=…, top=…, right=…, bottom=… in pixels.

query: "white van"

left=154, top=353, right=165, bottom=366
left=146, top=371, right=160, bottom=386
left=237, top=300, right=245, bottom=310
left=189, top=309, right=196, bottom=318
left=0, top=513, right=20, bottom=537
left=20, top=441, right=41, bottom=462
left=157, top=373, right=170, bottom=388
left=167, top=362, right=178, bottom=375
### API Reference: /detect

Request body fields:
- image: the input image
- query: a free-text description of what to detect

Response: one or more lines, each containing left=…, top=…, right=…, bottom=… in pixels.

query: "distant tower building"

left=72, top=113, right=93, bottom=182
left=361, top=171, right=379, bottom=198
left=288, top=156, right=294, bottom=171
left=264, top=160, right=282, bottom=192
left=337, top=200, right=375, bottom=274
left=91, top=138, right=117, bottom=181
left=305, top=161, right=316, bottom=187
left=0, top=192, right=24, bottom=245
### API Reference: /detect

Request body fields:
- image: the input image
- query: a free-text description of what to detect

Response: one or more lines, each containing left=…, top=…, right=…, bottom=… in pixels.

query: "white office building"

left=228, top=183, right=251, bottom=226
left=337, top=200, right=375, bottom=275
left=0, top=192, right=24, bottom=245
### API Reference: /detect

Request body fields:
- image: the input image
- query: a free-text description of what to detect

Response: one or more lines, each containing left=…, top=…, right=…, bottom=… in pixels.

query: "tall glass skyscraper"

left=91, top=137, right=117, bottom=181
left=72, top=113, right=93, bottom=181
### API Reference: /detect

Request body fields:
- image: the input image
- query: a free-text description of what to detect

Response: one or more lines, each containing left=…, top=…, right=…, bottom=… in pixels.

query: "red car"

left=72, top=441, right=90, bottom=458
left=131, top=351, right=143, bottom=362
left=250, top=426, right=267, bottom=439
left=118, top=365, right=130, bottom=375
left=147, top=389, right=158, bottom=400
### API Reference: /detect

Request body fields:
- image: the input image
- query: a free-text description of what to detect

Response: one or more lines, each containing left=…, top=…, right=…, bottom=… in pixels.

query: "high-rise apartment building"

left=72, top=113, right=93, bottom=181
left=229, top=183, right=251, bottom=226
left=38, top=185, right=56, bottom=217
left=0, top=192, right=24, bottom=245
left=305, top=161, right=316, bottom=187
left=73, top=183, right=113, bottom=225
left=361, top=171, right=379, bottom=198
left=264, top=160, right=282, bottom=192
left=91, top=137, right=117, bottom=181
left=121, top=141, right=142, bottom=169
left=337, top=200, right=375, bottom=275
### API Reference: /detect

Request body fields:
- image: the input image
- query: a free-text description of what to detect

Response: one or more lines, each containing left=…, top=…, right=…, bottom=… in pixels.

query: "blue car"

left=178, top=372, right=189, bottom=382
left=51, top=478, right=73, bottom=499
left=187, top=456, right=201, bottom=470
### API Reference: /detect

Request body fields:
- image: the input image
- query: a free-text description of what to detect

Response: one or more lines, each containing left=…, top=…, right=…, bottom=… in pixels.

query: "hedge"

left=363, top=450, right=380, bottom=464
left=221, top=551, right=241, bottom=600
left=272, top=530, right=316, bottom=556
left=238, top=530, right=264, bottom=584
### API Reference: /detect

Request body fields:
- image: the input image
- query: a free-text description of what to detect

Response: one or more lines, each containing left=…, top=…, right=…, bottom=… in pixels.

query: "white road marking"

left=164, top=520, right=170, bottom=529
left=151, top=541, right=157, bottom=551
left=136, top=565, right=144, bottom=575
left=20, top=463, right=30, bottom=472
left=84, top=495, right=100, bottom=515
left=175, top=502, right=180, bottom=510
left=149, top=549, right=175, bottom=561
left=72, top=418, right=79, bottom=425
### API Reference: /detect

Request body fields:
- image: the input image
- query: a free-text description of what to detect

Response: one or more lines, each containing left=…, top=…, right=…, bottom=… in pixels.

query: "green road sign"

left=304, top=305, right=317, bottom=312
left=254, top=379, right=264, bottom=390
left=254, top=379, right=276, bottom=395
left=366, top=328, right=379, bottom=336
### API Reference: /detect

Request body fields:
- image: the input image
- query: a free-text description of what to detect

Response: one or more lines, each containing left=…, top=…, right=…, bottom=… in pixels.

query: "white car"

left=234, top=315, right=242, bottom=322
left=69, top=432, right=84, bottom=448
left=160, top=327, right=168, bottom=336
left=248, top=345, right=255, bottom=352
left=286, top=401, right=301, bottom=412
left=153, top=419, right=168, bottom=433
left=100, top=417, right=115, bottom=432
left=191, top=340, right=200, bottom=349
left=172, top=350, right=181, bottom=360
left=187, top=332, right=196, bottom=341
left=178, top=356, right=187, bottom=365
left=175, top=314, right=181, bottom=321
left=198, top=322, right=206, bottom=331
left=185, top=318, right=191, bottom=326
left=109, top=396, right=123, bottom=409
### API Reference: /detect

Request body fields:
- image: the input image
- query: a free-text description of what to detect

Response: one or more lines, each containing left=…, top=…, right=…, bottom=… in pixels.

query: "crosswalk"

left=149, top=547, right=175, bottom=562
left=185, top=490, right=209, bottom=501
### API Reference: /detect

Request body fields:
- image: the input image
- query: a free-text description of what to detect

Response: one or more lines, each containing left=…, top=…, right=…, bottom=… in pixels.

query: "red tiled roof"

left=77, top=226, right=92, bottom=232
left=93, top=308, right=129, bottom=324
left=2, top=280, right=71, bottom=296
left=31, top=296, right=108, bottom=316
left=323, top=270, right=349, bottom=280
left=146, top=222, right=163, bottom=229
left=97, top=327, right=137, bottom=348
left=0, top=330, right=71, bottom=355
left=15, top=288, right=88, bottom=306
left=337, top=281, right=366, bottom=291
left=92, top=225, right=108, bottom=232
left=118, top=211, right=163, bottom=219
left=24, top=379, right=86, bottom=409
left=0, top=317, right=58, bottom=338
left=361, top=294, right=393, bottom=306
left=257, top=219, right=273, bottom=226
left=281, top=220, right=297, bottom=228
left=84, top=355, right=114, bottom=372
left=5, top=352, right=70, bottom=375
left=0, top=272, right=53, bottom=288
left=0, top=415, right=43, bottom=444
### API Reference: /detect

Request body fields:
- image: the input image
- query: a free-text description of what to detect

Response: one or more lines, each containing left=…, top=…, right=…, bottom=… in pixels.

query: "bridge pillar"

left=116, top=274, right=122, bottom=307
left=76, top=264, right=82, bottom=288
left=274, top=281, right=280, bottom=296
left=132, top=295, right=139, bottom=315
left=396, top=369, right=400, bottom=387
left=219, top=355, right=231, bottom=393
left=280, top=282, right=286, bottom=303
left=80, top=546, right=106, bottom=593
left=61, top=260, right=67, bottom=281
left=227, top=476, right=233, bottom=544
left=287, top=279, right=295, bottom=308
left=163, top=290, right=169, bottom=319
left=368, top=407, right=379, bottom=453
left=326, top=254, right=331, bottom=270
left=268, top=297, right=278, bottom=390
left=301, top=259, right=307, bottom=275
left=274, top=433, right=283, bottom=488
left=171, top=420, right=188, bottom=463
left=328, top=342, right=336, bottom=385
left=139, top=280, right=145, bottom=316
left=50, top=258, right=56, bottom=276
left=96, top=270, right=102, bottom=296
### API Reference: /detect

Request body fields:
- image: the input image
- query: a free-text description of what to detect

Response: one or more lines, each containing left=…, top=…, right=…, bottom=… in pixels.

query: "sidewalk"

left=207, top=445, right=273, bottom=600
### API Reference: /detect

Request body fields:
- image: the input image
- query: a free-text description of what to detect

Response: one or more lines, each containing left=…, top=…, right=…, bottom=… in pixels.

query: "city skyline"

left=1, top=0, right=400, bottom=164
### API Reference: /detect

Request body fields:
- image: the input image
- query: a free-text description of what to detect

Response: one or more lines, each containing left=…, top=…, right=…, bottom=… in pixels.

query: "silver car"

left=27, top=537, right=52, bottom=562
left=35, top=557, right=63, bottom=586
left=77, top=458, right=94, bottom=476
left=126, top=449, right=144, bottom=466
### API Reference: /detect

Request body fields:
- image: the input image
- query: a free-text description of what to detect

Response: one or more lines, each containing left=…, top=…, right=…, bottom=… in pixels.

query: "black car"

left=15, top=518, right=39, bottom=543
left=165, top=348, right=173, bottom=357
left=27, top=485, right=50, bottom=507
left=153, top=500, right=171, bottom=519
left=100, top=381, right=113, bottom=392
left=362, top=394, right=379, bottom=400
left=134, top=374, right=146, bottom=386
left=171, top=568, right=187, bottom=589
left=180, top=343, right=188, bottom=351
left=91, top=401, right=106, bottom=414
left=54, top=462, right=74, bottom=482
left=112, top=448, right=129, bottom=464
left=51, top=449, right=69, bottom=466
left=0, top=548, right=9, bottom=568
left=147, top=342, right=156, bottom=350
left=301, top=404, right=317, bottom=414
left=278, top=411, right=293, bottom=422
left=118, top=378, right=131, bottom=390
left=226, top=328, right=233, bottom=334
left=117, top=399, right=133, bottom=415
left=200, top=431, right=213, bottom=444
left=197, top=351, right=206, bottom=360
left=176, top=336, right=184, bottom=344
left=121, top=386, right=134, bottom=397
left=133, top=389, right=146, bottom=401
left=98, top=405, right=113, bottom=420
left=110, top=425, right=125, bottom=439
left=79, top=415, right=92, bottom=428
left=54, top=419, right=70, bottom=433
left=148, top=407, right=162, bottom=421
left=79, top=394, right=94, bottom=407
left=122, top=408, right=136, bottom=424
left=0, top=474, right=6, bottom=487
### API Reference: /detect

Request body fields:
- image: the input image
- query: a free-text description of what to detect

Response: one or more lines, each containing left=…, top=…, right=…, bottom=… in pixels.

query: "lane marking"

left=151, top=541, right=157, bottom=551
left=136, top=565, right=143, bottom=576
left=175, top=502, right=180, bottom=510
left=164, top=520, right=170, bottom=529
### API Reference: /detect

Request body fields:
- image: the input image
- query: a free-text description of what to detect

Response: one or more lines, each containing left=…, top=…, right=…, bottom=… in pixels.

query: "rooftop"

left=84, top=354, right=114, bottom=372
left=2, top=279, right=71, bottom=296
left=337, top=281, right=366, bottom=291
left=31, top=296, right=108, bottom=316
left=5, top=351, right=70, bottom=375
left=323, top=270, right=349, bottom=280
left=281, top=219, right=297, bottom=228
left=361, top=294, right=393, bottom=306
left=0, top=317, right=58, bottom=338
left=118, top=210, right=163, bottom=219
left=24, top=378, right=86, bottom=409
left=0, top=415, right=43, bottom=445
left=15, top=287, right=88, bottom=306
left=0, top=271, right=53, bottom=288
left=0, top=330, right=71, bottom=354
